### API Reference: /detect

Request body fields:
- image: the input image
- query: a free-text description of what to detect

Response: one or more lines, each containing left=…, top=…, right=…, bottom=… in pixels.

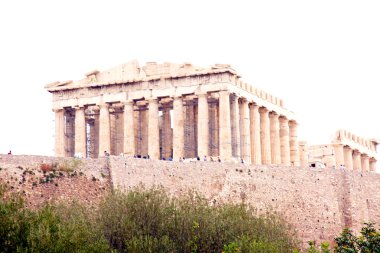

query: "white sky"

left=0, top=0, right=379, bottom=168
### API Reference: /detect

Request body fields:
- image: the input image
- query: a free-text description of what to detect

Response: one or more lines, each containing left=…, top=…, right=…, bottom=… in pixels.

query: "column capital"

left=52, top=108, right=64, bottom=113
left=288, top=120, right=298, bottom=127
left=258, top=107, right=269, bottom=114
left=332, top=142, right=343, bottom=148
left=269, top=111, right=279, bottom=119
left=279, top=115, right=288, bottom=122
left=343, top=145, right=352, bottom=151
left=361, top=153, right=369, bottom=158
left=249, top=103, right=259, bottom=109
left=240, top=98, right=249, bottom=104
left=195, top=91, right=208, bottom=97
left=219, top=90, right=230, bottom=96
left=353, top=149, right=361, bottom=155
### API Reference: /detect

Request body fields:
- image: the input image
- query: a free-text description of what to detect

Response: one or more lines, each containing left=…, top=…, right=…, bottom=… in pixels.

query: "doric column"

left=299, top=141, right=308, bottom=167
left=74, top=106, right=86, bottom=157
left=333, top=143, right=344, bottom=169
left=279, top=116, right=290, bottom=166
left=259, top=107, right=271, bottom=164
left=99, top=103, right=111, bottom=157
left=162, top=106, right=172, bottom=159
left=269, top=112, right=281, bottom=165
left=148, top=98, right=160, bottom=160
left=219, top=90, right=232, bottom=161
left=240, top=99, right=251, bottom=163
left=343, top=146, right=353, bottom=170
left=123, top=101, right=135, bottom=156
left=230, top=96, right=240, bottom=158
left=361, top=154, right=370, bottom=172
left=352, top=150, right=362, bottom=171
left=173, top=96, right=184, bottom=160
left=369, top=158, right=377, bottom=172
left=289, top=120, right=300, bottom=166
left=249, top=104, right=261, bottom=164
left=54, top=109, right=65, bottom=157
left=197, top=93, right=209, bottom=158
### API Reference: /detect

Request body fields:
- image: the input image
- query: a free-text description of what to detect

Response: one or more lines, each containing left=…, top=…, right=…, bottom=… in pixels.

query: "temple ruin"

left=45, top=60, right=301, bottom=164
left=309, top=130, right=379, bottom=171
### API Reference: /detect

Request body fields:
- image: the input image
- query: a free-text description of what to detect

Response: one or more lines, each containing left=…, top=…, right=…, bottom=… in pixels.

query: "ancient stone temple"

left=309, top=130, right=379, bottom=171
left=45, top=60, right=300, bottom=164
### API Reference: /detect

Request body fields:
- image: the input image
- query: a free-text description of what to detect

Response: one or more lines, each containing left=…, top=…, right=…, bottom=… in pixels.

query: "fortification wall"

left=0, top=155, right=110, bottom=208
left=1, top=155, right=379, bottom=245
left=109, top=157, right=380, bottom=245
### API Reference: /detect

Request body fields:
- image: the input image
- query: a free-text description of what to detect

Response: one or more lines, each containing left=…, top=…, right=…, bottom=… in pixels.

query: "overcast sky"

left=0, top=0, right=379, bottom=168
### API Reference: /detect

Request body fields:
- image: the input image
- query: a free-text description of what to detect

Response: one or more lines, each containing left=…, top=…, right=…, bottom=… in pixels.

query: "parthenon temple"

left=45, top=60, right=302, bottom=164
left=308, top=130, right=379, bottom=171
left=45, top=60, right=378, bottom=169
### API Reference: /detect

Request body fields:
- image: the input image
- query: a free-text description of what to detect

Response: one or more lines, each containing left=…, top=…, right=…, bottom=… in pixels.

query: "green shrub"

left=98, top=188, right=298, bottom=252
left=306, top=223, right=380, bottom=253
left=0, top=184, right=30, bottom=252
left=0, top=183, right=299, bottom=252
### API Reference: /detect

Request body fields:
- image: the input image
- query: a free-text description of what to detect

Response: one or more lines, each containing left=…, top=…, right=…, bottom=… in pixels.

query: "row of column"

left=333, top=144, right=376, bottom=172
left=54, top=91, right=300, bottom=165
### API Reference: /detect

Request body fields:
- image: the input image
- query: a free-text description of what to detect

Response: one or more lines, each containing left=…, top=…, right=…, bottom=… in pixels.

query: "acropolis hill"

left=3, top=60, right=379, bottom=246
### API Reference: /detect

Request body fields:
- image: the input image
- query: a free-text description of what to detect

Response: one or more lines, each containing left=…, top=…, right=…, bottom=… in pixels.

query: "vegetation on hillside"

left=0, top=183, right=298, bottom=252
left=2, top=182, right=378, bottom=252
left=305, top=222, right=380, bottom=253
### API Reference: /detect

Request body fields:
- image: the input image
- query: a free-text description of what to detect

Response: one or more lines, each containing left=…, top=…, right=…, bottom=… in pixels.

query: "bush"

left=306, top=223, right=380, bottom=253
left=98, top=188, right=298, bottom=252
left=0, top=184, right=30, bottom=252
left=0, top=184, right=109, bottom=252
left=0, top=183, right=299, bottom=252
left=40, top=163, right=53, bottom=173
left=57, top=158, right=82, bottom=173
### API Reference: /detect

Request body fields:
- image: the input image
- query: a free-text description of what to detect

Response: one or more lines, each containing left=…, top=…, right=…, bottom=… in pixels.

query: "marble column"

left=139, top=108, right=149, bottom=156
left=240, top=99, right=251, bottom=163
left=259, top=107, right=271, bottom=164
left=343, top=146, right=353, bottom=170
left=162, top=106, right=172, bottom=159
left=230, top=96, right=240, bottom=158
left=270, top=112, right=281, bottom=165
left=74, top=106, right=86, bottom=157
left=54, top=109, right=65, bottom=157
left=352, top=150, right=362, bottom=171
left=173, top=96, right=184, bottom=160
left=279, top=116, right=290, bottom=166
left=219, top=91, right=232, bottom=161
left=123, top=101, right=135, bottom=156
left=299, top=141, right=308, bottom=167
left=99, top=103, right=111, bottom=157
left=197, top=93, right=209, bottom=158
left=148, top=98, right=160, bottom=159
left=369, top=158, right=377, bottom=172
left=333, top=143, right=344, bottom=169
left=361, top=154, right=370, bottom=172
left=289, top=120, right=300, bottom=166
left=249, top=103, right=261, bottom=164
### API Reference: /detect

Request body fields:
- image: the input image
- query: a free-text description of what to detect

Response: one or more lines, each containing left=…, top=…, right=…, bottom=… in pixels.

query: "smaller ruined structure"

left=309, top=130, right=379, bottom=171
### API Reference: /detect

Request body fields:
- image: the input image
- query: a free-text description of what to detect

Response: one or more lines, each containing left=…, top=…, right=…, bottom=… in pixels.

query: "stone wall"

left=0, top=155, right=110, bottom=208
left=1, top=154, right=379, bottom=246
left=109, top=157, right=380, bottom=245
